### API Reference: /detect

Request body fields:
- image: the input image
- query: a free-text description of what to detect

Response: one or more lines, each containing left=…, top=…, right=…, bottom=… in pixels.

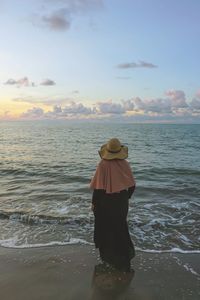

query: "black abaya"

left=92, top=187, right=135, bottom=271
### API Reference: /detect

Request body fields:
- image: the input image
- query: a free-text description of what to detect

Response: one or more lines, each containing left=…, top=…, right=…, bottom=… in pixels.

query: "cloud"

left=21, top=101, right=94, bottom=119
left=5, top=79, right=16, bottom=85
left=17, top=77, right=30, bottom=87
left=71, top=90, right=79, bottom=94
left=40, top=78, right=56, bottom=85
left=33, top=0, right=103, bottom=31
left=41, top=9, right=70, bottom=31
left=131, top=97, right=145, bottom=110
left=13, top=97, right=41, bottom=104
left=122, top=97, right=172, bottom=113
left=96, top=101, right=125, bottom=114
left=53, top=105, right=62, bottom=114
left=137, top=98, right=172, bottom=113
left=12, top=89, right=200, bottom=122
left=94, top=90, right=197, bottom=116
left=165, top=89, right=188, bottom=108
left=5, top=77, right=56, bottom=88
left=12, top=96, right=71, bottom=106
left=122, top=99, right=135, bottom=111
left=5, top=77, right=35, bottom=87
left=62, top=101, right=93, bottom=114
left=21, top=107, right=44, bottom=119
left=124, top=91, right=189, bottom=114
left=195, top=90, right=200, bottom=99
left=117, top=60, right=157, bottom=69
left=190, top=99, right=200, bottom=110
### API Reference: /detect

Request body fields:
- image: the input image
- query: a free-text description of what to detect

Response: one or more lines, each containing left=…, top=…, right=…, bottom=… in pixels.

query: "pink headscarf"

left=90, top=159, right=135, bottom=194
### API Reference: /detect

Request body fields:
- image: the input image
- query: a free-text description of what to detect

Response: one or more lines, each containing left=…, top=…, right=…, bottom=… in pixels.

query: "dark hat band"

left=107, top=146, right=123, bottom=153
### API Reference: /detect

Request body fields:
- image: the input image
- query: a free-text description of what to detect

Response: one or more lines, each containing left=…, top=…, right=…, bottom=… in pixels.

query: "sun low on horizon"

left=0, top=0, right=200, bottom=123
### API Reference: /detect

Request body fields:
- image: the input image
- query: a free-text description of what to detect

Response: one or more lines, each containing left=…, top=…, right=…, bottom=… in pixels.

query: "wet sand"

left=0, top=245, right=199, bottom=300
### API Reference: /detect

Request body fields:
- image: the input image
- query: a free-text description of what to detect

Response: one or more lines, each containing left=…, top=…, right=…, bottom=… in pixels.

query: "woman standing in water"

left=90, top=138, right=136, bottom=272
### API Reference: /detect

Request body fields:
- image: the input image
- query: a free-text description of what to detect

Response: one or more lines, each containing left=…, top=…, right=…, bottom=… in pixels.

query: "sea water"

left=0, top=121, right=199, bottom=253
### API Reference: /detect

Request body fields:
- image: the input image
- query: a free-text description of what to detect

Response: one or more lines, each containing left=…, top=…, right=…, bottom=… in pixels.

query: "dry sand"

left=0, top=245, right=199, bottom=300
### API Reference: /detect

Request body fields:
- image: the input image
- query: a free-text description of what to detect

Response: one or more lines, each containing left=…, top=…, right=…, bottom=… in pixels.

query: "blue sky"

left=0, top=0, right=200, bottom=122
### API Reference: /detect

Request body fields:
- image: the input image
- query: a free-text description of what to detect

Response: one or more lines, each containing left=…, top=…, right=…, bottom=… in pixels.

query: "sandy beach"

left=0, top=245, right=199, bottom=300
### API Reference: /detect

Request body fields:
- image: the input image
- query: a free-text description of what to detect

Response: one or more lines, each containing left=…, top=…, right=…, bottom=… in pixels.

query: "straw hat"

left=99, top=138, right=128, bottom=160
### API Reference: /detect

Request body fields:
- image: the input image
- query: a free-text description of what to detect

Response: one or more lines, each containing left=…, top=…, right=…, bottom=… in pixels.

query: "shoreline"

left=0, top=245, right=200, bottom=300
left=1, top=241, right=200, bottom=254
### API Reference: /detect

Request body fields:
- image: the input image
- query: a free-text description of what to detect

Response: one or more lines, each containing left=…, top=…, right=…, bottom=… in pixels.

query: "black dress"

left=92, top=186, right=135, bottom=271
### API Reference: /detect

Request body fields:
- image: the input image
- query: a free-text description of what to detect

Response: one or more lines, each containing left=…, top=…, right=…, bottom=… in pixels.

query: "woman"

left=90, top=138, right=136, bottom=272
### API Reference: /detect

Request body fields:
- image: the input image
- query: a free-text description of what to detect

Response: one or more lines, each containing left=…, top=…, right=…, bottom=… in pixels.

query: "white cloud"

left=53, top=105, right=62, bottom=113
left=96, top=101, right=125, bottom=114
left=122, top=99, right=134, bottom=111
left=17, top=77, right=30, bottom=87
left=33, top=0, right=103, bottom=31
left=145, top=98, right=172, bottom=113
left=21, top=107, right=44, bottom=119
left=12, top=96, right=70, bottom=106
left=196, top=90, right=200, bottom=99
left=16, top=89, right=200, bottom=122
left=40, top=78, right=56, bottom=85
left=71, top=90, right=79, bottom=94
left=5, top=77, right=35, bottom=87
left=13, top=97, right=40, bottom=104
left=41, top=9, right=70, bottom=31
left=21, top=101, right=93, bottom=119
left=62, top=101, right=93, bottom=114
left=190, top=98, right=200, bottom=110
left=132, top=97, right=146, bottom=110
left=165, top=89, right=188, bottom=108
left=5, top=79, right=16, bottom=85
left=117, top=61, right=157, bottom=69
left=193, top=90, right=200, bottom=105
left=122, top=97, right=172, bottom=113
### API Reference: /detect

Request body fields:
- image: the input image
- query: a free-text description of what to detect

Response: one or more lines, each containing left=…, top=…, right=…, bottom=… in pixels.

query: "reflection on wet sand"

left=90, top=263, right=135, bottom=300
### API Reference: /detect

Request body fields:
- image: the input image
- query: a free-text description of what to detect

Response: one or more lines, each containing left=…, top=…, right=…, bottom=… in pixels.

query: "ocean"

left=0, top=121, right=199, bottom=253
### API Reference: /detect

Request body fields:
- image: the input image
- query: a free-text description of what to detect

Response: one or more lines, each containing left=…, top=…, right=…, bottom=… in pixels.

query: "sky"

left=0, top=0, right=200, bottom=122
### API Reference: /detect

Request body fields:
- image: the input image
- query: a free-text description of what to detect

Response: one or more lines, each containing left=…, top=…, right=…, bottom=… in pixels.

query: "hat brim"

left=99, top=144, right=128, bottom=160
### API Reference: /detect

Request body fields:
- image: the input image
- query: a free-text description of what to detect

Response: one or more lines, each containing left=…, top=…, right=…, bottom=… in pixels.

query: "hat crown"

left=106, top=138, right=122, bottom=153
left=99, top=138, right=128, bottom=160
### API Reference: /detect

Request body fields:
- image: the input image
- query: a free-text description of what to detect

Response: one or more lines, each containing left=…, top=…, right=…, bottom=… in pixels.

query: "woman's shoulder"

left=118, top=159, right=130, bottom=166
left=99, top=159, right=110, bottom=165
left=122, top=159, right=129, bottom=164
left=96, top=159, right=107, bottom=169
